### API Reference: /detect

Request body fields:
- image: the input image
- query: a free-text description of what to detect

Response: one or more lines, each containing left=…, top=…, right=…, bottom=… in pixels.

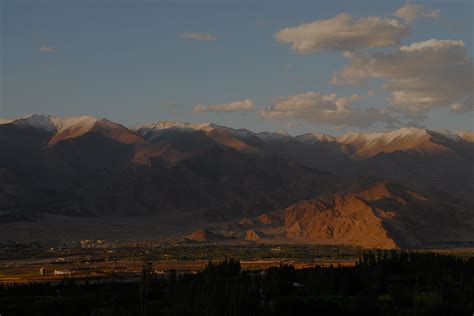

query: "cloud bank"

left=261, top=92, right=397, bottom=128
left=275, top=13, right=410, bottom=54
left=394, top=4, right=440, bottom=22
left=332, top=39, right=473, bottom=117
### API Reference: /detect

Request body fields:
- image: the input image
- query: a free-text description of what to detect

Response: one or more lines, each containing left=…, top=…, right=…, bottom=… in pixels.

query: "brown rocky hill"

left=230, top=181, right=474, bottom=249
left=244, top=230, right=266, bottom=241
left=183, top=229, right=227, bottom=242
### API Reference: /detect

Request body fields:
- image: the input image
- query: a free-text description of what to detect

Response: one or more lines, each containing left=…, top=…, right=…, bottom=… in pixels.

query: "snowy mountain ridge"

left=0, top=114, right=99, bottom=133
left=1, top=115, right=472, bottom=145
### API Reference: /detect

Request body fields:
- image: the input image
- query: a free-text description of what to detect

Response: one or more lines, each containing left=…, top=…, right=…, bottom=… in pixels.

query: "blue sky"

left=1, top=0, right=472, bottom=135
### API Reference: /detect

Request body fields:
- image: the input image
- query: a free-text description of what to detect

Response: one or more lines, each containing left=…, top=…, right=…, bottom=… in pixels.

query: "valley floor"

left=1, top=252, right=473, bottom=316
left=1, top=243, right=473, bottom=284
left=0, top=243, right=359, bottom=283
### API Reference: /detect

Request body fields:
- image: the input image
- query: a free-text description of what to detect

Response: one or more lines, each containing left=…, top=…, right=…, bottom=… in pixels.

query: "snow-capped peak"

left=0, top=118, right=14, bottom=125
left=256, top=130, right=294, bottom=142
left=457, top=131, right=474, bottom=142
left=214, top=126, right=257, bottom=139
left=11, top=114, right=58, bottom=132
left=136, top=120, right=214, bottom=132
left=275, top=130, right=290, bottom=136
left=337, top=127, right=428, bottom=145
left=134, top=120, right=218, bottom=142
left=0, top=114, right=99, bottom=133
left=386, top=127, right=427, bottom=138
left=430, top=129, right=462, bottom=142
left=296, top=133, right=336, bottom=144
left=51, top=116, right=99, bottom=132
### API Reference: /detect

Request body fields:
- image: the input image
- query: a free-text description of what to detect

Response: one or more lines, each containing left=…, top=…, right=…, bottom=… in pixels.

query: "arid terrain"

left=1, top=115, right=473, bottom=249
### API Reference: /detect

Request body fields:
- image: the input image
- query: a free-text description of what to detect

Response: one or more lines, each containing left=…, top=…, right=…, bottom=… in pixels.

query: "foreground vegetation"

left=0, top=243, right=359, bottom=282
left=1, top=251, right=473, bottom=315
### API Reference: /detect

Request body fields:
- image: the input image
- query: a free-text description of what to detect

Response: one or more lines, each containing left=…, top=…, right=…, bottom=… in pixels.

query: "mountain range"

left=0, top=114, right=473, bottom=248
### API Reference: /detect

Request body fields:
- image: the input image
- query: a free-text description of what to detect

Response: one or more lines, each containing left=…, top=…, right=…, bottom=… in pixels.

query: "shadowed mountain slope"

left=0, top=115, right=472, bottom=247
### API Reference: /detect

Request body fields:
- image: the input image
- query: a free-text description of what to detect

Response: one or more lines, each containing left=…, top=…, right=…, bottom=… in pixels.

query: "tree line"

left=1, top=251, right=473, bottom=315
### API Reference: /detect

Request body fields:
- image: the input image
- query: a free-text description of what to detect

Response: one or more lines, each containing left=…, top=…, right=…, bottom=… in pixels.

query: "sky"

left=0, top=0, right=473, bottom=135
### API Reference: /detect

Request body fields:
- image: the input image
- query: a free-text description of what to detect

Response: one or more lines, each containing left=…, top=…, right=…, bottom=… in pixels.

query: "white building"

left=54, top=270, right=72, bottom=275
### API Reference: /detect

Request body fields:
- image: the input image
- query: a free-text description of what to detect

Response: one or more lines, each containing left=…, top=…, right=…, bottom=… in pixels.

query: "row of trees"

left=1, top=251, right=473, bottom=315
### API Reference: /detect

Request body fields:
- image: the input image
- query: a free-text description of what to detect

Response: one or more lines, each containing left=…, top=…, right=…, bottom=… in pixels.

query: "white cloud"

left=39, top=45, right=56, bottom=53
left=194, top=99, right=255, bottom=113
left=179, top=32, right=217, bottom=41
left=399, top=39, right=463, bottom=52
left=261, top=92, right=397, bottom=128
left=394, top=3, right=440, bottom=23
left=332, top=39, right=473, bottom=117
left=275, top=13, right=410, bottom=54
left=450, top=96, right=473, bottom=113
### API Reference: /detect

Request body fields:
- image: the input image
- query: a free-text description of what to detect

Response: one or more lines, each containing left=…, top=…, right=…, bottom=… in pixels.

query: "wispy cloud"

left=194, top=99, right=255, bottom=113
left=180, top=32, right=217, bottom=41
left=39, top=45, right=57, bottom=53
left=394, top=3, right=440, bottom=23
left=450, top=96, right=473, bottom=113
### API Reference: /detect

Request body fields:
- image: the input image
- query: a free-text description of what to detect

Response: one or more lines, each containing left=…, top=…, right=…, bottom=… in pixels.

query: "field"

left=0, top=243, right=360, bottom=283
left=1, top=251, right=473, bottom=316
left=2, top=242, right=474, bottom=284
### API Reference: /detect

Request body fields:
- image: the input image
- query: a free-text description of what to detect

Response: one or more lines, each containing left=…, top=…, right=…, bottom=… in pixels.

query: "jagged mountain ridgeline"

left=0, top=114, right=473, bottom=248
